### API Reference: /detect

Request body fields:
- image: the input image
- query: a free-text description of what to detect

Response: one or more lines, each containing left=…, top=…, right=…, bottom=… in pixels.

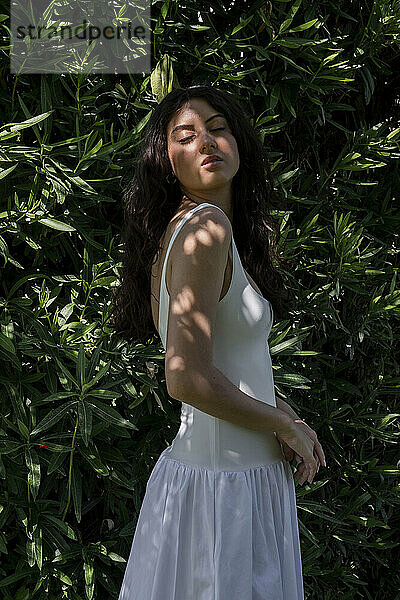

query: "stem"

left=27, top=474, right=31, bottom=521
left=62, top=414, right=79, bottom=521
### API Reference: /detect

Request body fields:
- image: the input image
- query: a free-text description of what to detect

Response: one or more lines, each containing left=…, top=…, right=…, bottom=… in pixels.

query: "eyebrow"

left=170, top=113, right=226, bottom=135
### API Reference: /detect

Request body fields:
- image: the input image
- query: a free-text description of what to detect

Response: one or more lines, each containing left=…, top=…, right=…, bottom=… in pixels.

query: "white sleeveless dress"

left=118, top=202, right=304, bottom=600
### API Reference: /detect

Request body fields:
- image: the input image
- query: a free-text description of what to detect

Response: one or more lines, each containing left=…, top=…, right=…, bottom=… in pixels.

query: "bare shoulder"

left=169, top=204, right=231, bottom=257
left=165, top=204, right=231, bottom=292
left=164, top=204, right=232, bottom=398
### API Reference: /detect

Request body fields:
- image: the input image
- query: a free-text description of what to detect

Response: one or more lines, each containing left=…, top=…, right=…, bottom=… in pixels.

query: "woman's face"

left=166, top=98, right=240, bottom=200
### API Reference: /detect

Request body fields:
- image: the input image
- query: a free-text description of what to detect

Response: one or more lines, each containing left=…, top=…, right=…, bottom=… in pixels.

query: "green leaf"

left=79, top=445, right=109, bottom=475
left=47, top=450, right=68, bottom=476
left=85, top=389, right=122, bottom=399
left=0, top=111, right=54, bottom=138
left=17, top=419, right=30, bottom=440
left=71, top=464, right=82, bottom=523
left=18, top=93, right=43, bottom=145
left=84, top=561, right=94, bottom=585
left=25, top=447, right=41, bottom=500
left=86, top=397, right=137, bottom=430
left=151, top=54, right=176, bottom=103
left=31, top=391, right=79, bottom=408
left=82, top=360, right=112, bottom=392
left=78, top=401, right=93, bottom=446
left=270, top=51, right=310, bottom=74
left=43, top=514, right=77, bottom=540
left=275, top=372, right=312, bottom=386
left=0, top=164, right=18, bottom=179
left=330, top=379, right=362, bottom=396
left=30, top=401, right=77, bottom=436
left=286, top=18, right=319, bottom=32
left=161, top=0, right=169, bottom=20
left=0, top=569, right=34, bottom=588
left=41, top=525, right=70, bottom=553
left=108, top=552, right=126, bottom=562
left=77, top=342, right=87, bottom=388
left=67, top=175, right=97, bottom=194
left=275, top=167, right=300, bottom=184
left=0, top=331, right=16, bottom=354
left=231, top=14, right=254, bottom=35
left=54, top=357, right=78, bottom=387
left=387, top=127, right=400, bottom=140
left=279, top=0, right=303, bottom=33
left=52, top=570, right=73, bottom=585
left=37, top=218, right=76, bottom=232
left=187, top=24, right=211, bottom=30
left=33, top=525, right=43, bottom=570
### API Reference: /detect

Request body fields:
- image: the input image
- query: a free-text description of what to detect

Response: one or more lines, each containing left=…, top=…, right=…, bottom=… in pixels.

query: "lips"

left=201, top=155, right=223, bottom=166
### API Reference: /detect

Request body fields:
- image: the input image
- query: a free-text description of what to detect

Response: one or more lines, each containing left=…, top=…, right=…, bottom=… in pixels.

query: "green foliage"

left=0, top=0, right=399, bottom=598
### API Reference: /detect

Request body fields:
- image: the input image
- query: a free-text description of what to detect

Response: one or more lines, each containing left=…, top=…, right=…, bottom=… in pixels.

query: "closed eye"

left=179, top=127, right=226, bottom=144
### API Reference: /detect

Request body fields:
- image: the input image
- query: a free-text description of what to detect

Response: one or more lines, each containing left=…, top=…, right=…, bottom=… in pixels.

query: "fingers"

left=295, top=464, right=314, bottom=485
left=294, top=462, right=309, bottom=485
left=281, top=447, right=291, bottom=461
left=313, top=440, right=326, bottom=467
left=314, top=449, right=320, bottom=472
left=277, top=438, right=295, bottom=462
left=294, top=421, right=327, bottom=468
left=285, top=449, right=294, bottom=461
left=294, top=456, right=320, bottom=485
left=281, top=441, right=294, bottom=462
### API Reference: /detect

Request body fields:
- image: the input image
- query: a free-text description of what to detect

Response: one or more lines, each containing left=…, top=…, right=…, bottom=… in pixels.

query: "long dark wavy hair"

left=109, top=85, right=295, bottom=344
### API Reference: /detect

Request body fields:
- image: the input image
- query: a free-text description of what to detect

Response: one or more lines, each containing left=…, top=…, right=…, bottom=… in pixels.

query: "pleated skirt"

left=118, top=447, right=304, bottom=600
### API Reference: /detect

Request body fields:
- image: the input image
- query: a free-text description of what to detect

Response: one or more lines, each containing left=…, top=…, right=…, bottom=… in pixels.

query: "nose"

left=199, top=131, right=217, bottom=151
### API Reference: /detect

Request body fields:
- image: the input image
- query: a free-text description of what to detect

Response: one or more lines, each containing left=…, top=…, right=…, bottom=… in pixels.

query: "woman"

left=113, top=85, right=326, bottom=599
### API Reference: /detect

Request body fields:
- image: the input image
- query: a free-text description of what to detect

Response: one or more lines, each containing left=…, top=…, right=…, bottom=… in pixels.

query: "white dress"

left=118, top=202, right=304, bottom=599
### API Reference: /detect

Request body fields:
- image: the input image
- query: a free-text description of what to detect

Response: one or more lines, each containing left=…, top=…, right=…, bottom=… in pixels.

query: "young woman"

left=113, top=85, right=326, bottom=599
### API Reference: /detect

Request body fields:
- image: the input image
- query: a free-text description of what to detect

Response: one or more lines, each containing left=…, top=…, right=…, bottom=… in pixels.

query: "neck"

left=181, top=192, right=232, bottom=222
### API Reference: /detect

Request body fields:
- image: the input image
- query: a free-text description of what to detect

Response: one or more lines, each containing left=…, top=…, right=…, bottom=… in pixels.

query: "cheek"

left=167, top=146, right=181, bottom=170
left=173, top=147, right=195, bottom=171
left=231, top=138, right=239, bottom=156
left=227, top=140, right=239, bottom=167
left=167, top=145, right=174, bottom=166
left=224, top=135, right=239, bottom=158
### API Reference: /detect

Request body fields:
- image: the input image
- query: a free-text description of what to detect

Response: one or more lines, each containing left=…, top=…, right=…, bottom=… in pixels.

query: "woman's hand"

left=275, top=419, right=326, bottom=485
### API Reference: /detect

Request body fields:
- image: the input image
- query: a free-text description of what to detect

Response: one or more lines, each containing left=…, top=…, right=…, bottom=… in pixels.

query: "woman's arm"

left=274, top=395, right=326, bottom=476
left=275, top=395, right=301, bottom=421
